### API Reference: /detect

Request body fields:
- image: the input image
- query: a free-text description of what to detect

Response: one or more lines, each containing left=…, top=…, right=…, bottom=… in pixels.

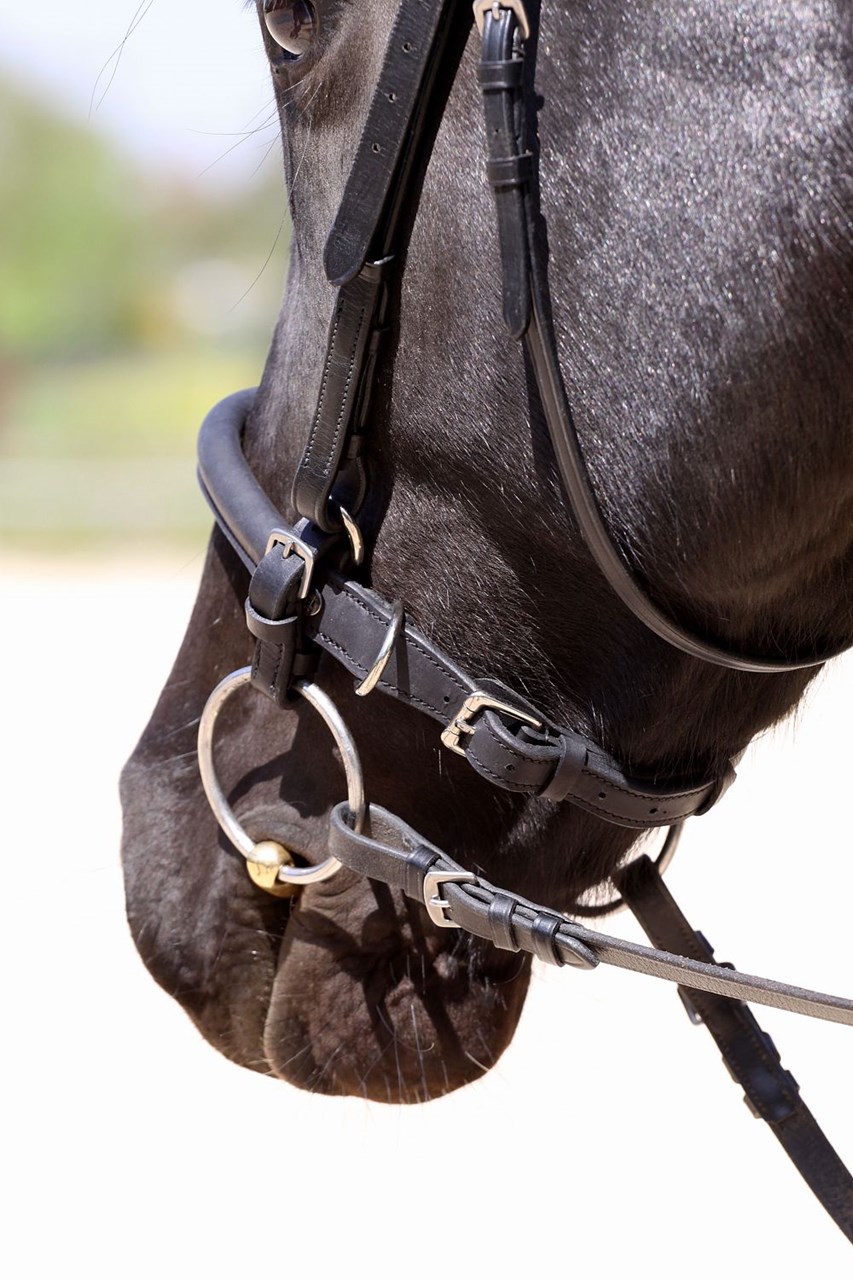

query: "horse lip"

left=260, top=870, right=534, bottom=1102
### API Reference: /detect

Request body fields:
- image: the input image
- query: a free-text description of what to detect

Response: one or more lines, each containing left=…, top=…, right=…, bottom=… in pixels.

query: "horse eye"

left=263, top=0, right=318, bottom=57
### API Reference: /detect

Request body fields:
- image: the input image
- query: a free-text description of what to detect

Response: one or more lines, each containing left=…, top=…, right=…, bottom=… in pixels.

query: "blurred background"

left=1, top=0, right=285, bottom=554
left=3, top=4, right=852, bottom=1277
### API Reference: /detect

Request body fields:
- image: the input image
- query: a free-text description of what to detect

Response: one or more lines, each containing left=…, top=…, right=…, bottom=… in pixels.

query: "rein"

left=194, top=0, right=853, bottom=1239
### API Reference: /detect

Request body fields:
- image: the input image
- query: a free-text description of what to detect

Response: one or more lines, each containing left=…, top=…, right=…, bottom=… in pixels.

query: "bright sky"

left=2, top=0, right=278, bottom=187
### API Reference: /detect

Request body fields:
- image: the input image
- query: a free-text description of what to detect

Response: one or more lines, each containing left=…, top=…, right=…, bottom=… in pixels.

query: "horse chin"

left=262, top=871, right=532, bottom=1103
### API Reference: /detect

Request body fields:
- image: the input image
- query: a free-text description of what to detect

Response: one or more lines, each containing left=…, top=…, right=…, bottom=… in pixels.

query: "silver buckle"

left=265, top=528, right=316, bottom=600
left=472, top=0, right=531, bottom=40
left=440, top=692, right=543, bottom=756
left=423, top=869, right=478, bottom=928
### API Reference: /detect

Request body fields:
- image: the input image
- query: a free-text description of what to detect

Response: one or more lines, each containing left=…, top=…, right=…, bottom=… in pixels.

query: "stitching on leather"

left=338, top=584, right=468, bottom=693
left=315, top=304, right=361, bottom=481
left=467, top=748, right=537, bottom=793
left=301, top=306, right=343, bottom=466
left=269, top=640, right=284, bottom=698
left=320, top=304, right=367, bottom=481
left=317, top=627, right=454, bottom=721
left=324, top=584, right=469, bottom=707
left=580, top=766, right=704, bottom=804
left=317, top=631, right=368, bottom=676
left=303, top=298, right=367, bottom=484
left=569, top=796, right=656, bottom=828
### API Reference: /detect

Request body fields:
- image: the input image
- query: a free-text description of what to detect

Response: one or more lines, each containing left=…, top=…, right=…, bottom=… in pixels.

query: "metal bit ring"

left=197, top=667, right=365, bottom=887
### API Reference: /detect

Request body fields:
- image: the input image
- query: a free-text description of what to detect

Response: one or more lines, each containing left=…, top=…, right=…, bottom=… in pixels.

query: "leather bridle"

left=193, top=0, right=853, bottom=1240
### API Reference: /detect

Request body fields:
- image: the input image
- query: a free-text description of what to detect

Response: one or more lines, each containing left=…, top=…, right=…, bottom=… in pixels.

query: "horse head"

left=121, top=0, right=852, bottom=1103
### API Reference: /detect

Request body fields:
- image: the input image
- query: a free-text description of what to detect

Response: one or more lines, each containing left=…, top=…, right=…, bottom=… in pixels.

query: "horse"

left=121, top=0, right=851, bottom=1151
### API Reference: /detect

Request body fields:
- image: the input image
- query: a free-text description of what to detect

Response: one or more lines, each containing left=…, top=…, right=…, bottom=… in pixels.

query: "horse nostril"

left=264, top=0, right=318, bottom=58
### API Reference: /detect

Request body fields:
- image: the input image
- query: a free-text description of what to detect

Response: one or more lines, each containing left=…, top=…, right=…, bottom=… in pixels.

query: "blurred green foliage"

left=0, top=72, right=291, bottom=551
left=4, top=349, right=263, bottom=458
left=0, top=78, right=145, bottom=355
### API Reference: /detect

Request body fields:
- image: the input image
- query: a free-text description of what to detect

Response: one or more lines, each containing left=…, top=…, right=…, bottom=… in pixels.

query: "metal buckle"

left=423, top=869, right=478, bottom=928
left=472, top=0, right=531, bottom=40
left=441, top=692, right=543, bottom=756
left=265, top=528, right=316, bottom=600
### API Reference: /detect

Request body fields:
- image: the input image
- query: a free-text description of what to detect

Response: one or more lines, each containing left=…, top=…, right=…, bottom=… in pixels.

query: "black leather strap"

left=478, top=11, right=530, bottom=338
left=309, top=578, right=735, bottom=824
left=247, top=550, right=306, bottom=704
left=327, top=802, right=853, bottom=1027
left=477, top=7, right=849, bottom=673
left=293, top=0, right=473, bottom=531
left=197, top=388, right=280, bottom=572
left=198, top=388, right=737, bottom=826
left=617, top=855, right=853, bottom=1242
left=291, top=259, right=390, bottom=530
left=324, top=0, right=470, bottom=285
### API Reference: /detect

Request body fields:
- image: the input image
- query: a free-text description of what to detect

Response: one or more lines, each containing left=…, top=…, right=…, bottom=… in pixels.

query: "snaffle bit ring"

left=197, top=667, right=365, bottom=891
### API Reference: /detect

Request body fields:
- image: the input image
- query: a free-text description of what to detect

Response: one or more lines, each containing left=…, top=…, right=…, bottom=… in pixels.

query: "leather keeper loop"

left=528, top=912, right=565, bottom=967
left=694, top=761, right=738, bottom=815
left=245, top=599, right=299, bottom=645
left=477, top=59, right=524, bottom=89
left=540, top=734, right=588, bottom=802
left=485, top=152, right=534, bottom=188
left=405, top=846, right=440, bottom=902
left=488, top=895, right=520, bottom=951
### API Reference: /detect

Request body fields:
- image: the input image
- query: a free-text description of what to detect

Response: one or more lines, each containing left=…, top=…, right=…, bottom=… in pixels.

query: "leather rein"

left=194, top=0, right=853, bottom=1239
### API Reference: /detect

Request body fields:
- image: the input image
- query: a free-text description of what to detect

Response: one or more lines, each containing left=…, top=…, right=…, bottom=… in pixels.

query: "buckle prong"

left=265, top=528, right=316, bottom=600
left=441, top=692, right=542, bottom=756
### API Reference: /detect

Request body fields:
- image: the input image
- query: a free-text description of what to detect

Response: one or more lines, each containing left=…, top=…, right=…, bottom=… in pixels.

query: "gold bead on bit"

left=246, top=840, right=300, bottom=898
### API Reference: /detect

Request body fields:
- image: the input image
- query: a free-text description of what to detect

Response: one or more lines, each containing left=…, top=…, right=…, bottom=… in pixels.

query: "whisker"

left=89, top=0, right=154, bottom=116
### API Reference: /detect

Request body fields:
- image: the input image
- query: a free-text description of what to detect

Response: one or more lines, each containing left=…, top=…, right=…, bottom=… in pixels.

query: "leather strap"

left=324, top=0, right=470, bottom=285
left=292, top=0, right=473, bottom=530
left=197, top=390, right=737, bottom=827
left=291, top=259, right=391, bottom=530
left=617, top=855, right=853, bottom=1242
left=197, top=387, right=280, bottom=572
left=477, top=7, right=849, bottom=673
left=308, top=576, right=735, bottom=824
left=326, top=801, right=853, bottom=1026
left=478, top=12, right=530, bottom=337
